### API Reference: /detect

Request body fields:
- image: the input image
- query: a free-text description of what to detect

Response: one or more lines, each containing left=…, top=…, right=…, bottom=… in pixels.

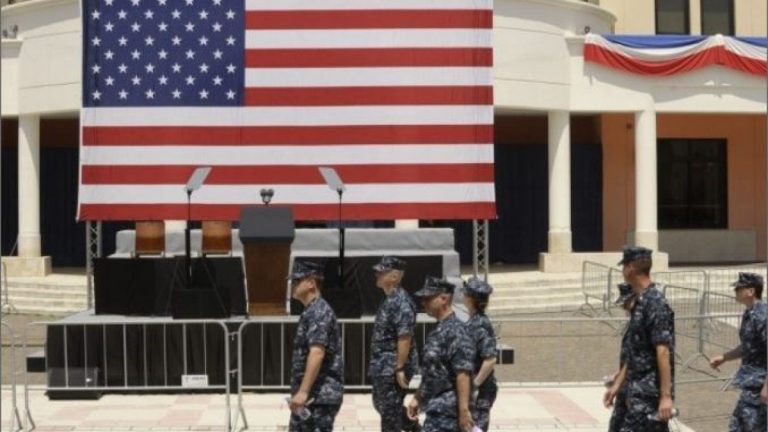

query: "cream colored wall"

left=599, top=0, right=655, bottom=33
left=1, top=0, right=81, bottom=115
left=494, top=0, right=615, bottom=112
left=599, top=0, right=767, bottom=36
left=735, top=0, right=768, bottom=36
left=1, top=40, right=21, bottom=116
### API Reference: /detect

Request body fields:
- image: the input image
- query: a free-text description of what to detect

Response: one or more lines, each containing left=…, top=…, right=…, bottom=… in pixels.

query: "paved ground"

left=3, top=386, right=636, bottom=432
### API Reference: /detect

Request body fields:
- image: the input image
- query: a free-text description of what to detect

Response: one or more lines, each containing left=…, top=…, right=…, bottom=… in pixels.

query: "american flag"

left=78, top=0, right=495, bottom=221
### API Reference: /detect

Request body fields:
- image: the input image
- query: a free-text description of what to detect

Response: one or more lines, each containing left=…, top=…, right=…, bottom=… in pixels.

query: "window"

left=701, top=0, right=734, bottom=35
left=658, top=139, right=727, bottom=229
left=655, top=0, right=690, bottom=34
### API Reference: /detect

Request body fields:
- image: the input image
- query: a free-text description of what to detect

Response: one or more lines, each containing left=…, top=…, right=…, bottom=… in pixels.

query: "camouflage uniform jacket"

left=419, top=312, right=475, bottom=415
left=625, top=284, right=675, bottom=399
left=467, top=312, right=497, bottom=393
left=290, top=297, right=344, bottom=405
left=369, top=287, right=420, bottom=377
left=733, top=301, right=767, bottom=390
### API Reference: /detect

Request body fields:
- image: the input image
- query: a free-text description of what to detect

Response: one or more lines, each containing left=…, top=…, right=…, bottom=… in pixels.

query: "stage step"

left=4, top=275, right=88, bottom=316
left=480, top=273, right=586, bottom=316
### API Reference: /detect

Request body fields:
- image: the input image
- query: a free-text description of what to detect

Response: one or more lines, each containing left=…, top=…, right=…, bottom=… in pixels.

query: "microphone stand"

left=337, top=188, right=344, bottom=292
left=185, top=189, right=192, bottom=290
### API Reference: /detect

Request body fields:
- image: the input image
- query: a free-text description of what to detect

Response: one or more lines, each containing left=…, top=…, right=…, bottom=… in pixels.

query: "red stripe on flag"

left=245, top=9, right=493, bottom=29
left=81, top=164, right=496, bottom=184
left=78, top=202, right=497, bottom=221
left=82, top=125, right=494, bottom=146
left=245, top=48, right=493, bottom=68
left=243, top=86, right=492, bottom=106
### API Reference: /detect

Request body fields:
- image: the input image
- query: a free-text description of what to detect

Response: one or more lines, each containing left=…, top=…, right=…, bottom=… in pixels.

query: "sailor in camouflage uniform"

left=605, top=283, right=636, bottom=432
left=369, top=256, right=421, bottom=432
left=709, top=272, right=767, bottom=432
left=287, top=260, right=344, bottom=432
left=615, top=246, right=676, bottom=432
left=407, top=277, right=476, bottom=432
left=462, top=277, right=498, bottom=432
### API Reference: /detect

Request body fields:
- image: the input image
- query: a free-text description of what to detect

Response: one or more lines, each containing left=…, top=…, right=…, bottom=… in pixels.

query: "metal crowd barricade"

left=654, top=269, right=707, bottom=294
left=1, top=321, right=23, bottom=431
left=661, top=284, right=705, bottom=368
left=22, top=319, right=234, bottom=432
left=700, top=291, right=742, bottom=352
left=705, top=263, right=767, bottom=293
left=232, top=316, right=435, bottom=431
left=606, top=266, right=625, bottom=305
left=674, top=313, right=743, bottom=388
left=579, top=261, right=613, bottom=316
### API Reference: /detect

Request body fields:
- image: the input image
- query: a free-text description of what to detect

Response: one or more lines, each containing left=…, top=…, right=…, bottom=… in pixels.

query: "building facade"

left=1, top=0, right=766, bottom=275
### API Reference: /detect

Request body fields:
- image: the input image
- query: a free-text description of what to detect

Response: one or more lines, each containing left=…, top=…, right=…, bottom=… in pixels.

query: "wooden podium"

left=238, top=207, right=295, bottom=315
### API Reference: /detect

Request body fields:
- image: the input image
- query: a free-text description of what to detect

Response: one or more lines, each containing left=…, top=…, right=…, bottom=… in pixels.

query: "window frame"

left=655, top=0, right=691, bottom=35
left=657, top=138, right=728, bottom=230
left=700, top=0, right=735, bottom=36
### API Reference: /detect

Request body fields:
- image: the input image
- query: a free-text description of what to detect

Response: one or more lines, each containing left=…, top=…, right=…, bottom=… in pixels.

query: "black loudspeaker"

left=497, top=345, right=515, bottom=365
left=172, top=288, right=229, bottom=319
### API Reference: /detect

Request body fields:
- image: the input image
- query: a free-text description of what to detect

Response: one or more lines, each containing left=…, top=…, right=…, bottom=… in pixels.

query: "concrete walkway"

left=2, top=386, right=694, bottom=432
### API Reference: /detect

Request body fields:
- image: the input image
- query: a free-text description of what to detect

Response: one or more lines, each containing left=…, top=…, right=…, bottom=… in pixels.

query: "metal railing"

left=581, top=261, right=766, bottom=312
left=232, top=316, right=435, bottom=431
left=655, top=269, right=708, bottom=295
left=580, top=261, right=613, bottom=316
left=1, top=321, right=23, bottom=431
left=22, top=318, right=235, bottom=432
left=705, top=263, right=767, bottom=293
left=3, top=308, right=751, bottom=431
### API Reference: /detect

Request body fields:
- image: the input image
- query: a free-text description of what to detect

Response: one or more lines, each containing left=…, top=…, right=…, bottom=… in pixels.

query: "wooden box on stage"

left=238, top=207, right=295, bottom=315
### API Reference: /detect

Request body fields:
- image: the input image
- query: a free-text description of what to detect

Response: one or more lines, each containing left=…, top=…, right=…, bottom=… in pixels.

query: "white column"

left=547, top=110, right=572, bottom=253
left=17, top=114, right=42, bottom=257
left=634, top=109, right=659, bottom=251
left=395, top=220, right=419, bottom=229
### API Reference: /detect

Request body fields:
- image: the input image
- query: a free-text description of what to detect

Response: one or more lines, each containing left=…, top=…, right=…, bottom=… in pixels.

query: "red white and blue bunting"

left=585, top=34, right=767, bottom=76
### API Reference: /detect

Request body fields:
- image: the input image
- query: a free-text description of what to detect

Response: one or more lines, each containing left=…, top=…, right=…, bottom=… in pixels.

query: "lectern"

left=239, top=207, right=295, bottom=315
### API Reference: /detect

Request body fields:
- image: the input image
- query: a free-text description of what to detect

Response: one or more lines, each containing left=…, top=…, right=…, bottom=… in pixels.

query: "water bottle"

left=647, top=408, right=679, bottom=421
left=284, top=396, right=312, bottom=421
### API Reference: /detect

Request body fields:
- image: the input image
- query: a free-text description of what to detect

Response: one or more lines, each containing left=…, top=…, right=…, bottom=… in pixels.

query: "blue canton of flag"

left=82, top=0, right=244, bottom=107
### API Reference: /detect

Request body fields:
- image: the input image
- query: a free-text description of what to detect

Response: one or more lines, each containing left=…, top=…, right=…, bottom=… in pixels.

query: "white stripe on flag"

left=79, top=183, right=496, bottom=204
left=245, top=67, right=493, bottom=87
left=82, top=106, right=494, bottom=127
left=245, top=0, right=492, bottom=11
left=81, top=145, right=495, bottom=165
left=244, top=29, right=491, bottom=49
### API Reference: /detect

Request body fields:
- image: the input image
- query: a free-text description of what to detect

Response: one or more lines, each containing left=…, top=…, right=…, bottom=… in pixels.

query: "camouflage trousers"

left=371, top=376, right=420, bottom=432
left=607, top=388, right=628, bottom=432
left=422, top=413, right=458, bottom=432
left=728, top=388, right=767, bottom=432
left=471, top=386, right=497, bottom=432
left=288, top=403, right=340, bottom=432
left=618, top=395, right=669, bottom=432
